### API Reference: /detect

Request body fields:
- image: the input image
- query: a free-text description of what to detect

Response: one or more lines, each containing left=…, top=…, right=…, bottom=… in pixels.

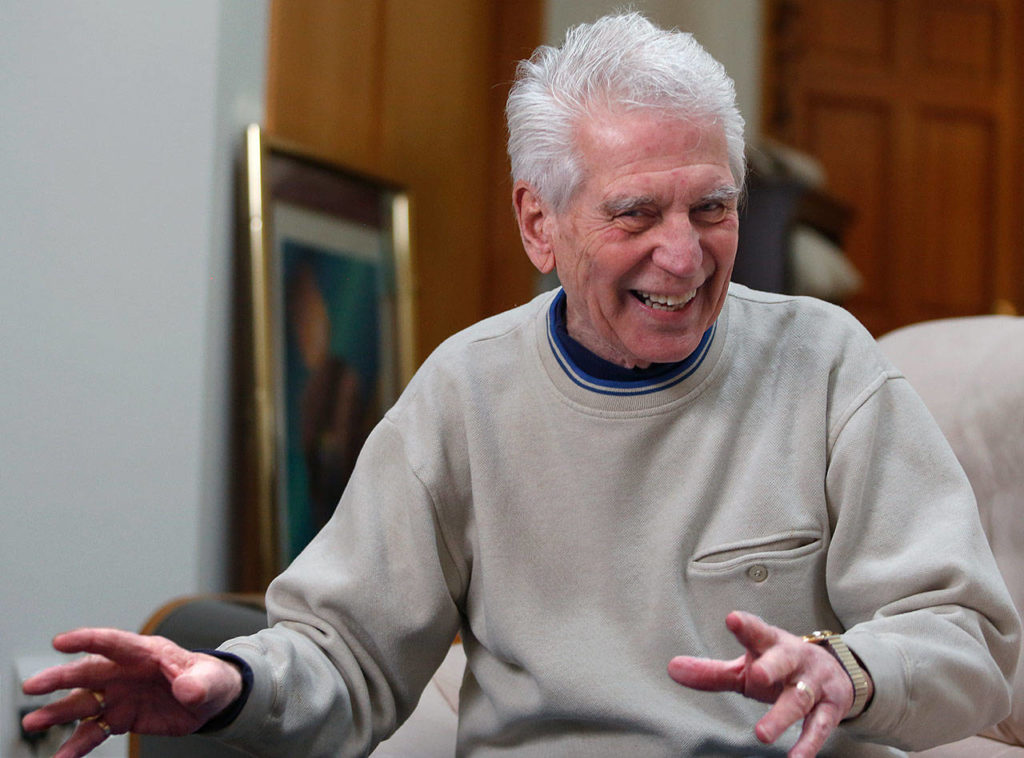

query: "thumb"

left=171, top=670, right=218, bottom=711
left=172, top=656, right=242, bottom=714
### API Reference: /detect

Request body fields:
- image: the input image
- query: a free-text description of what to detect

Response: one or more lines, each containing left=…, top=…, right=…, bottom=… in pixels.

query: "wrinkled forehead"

left=570, top=108, right=730, bottom=186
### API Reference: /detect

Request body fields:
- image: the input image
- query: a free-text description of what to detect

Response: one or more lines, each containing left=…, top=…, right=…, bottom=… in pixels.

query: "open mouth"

left=632, top=289, right=697, bottom=312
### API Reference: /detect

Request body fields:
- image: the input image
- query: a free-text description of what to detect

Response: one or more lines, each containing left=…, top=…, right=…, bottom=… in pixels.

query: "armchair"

left=879, top=315, right=1024, bottom=757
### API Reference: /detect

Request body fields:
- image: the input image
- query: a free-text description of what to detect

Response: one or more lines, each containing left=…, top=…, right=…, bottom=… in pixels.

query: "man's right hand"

left=21, top=628, right=243, bottom=758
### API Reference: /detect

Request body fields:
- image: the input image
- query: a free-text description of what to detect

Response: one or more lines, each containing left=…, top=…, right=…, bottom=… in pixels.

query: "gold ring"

left=90, top=690, right=106, bottom=711
left=795, top=679, right=816, bottom=706
left=93, top=717, right=112, bottom=737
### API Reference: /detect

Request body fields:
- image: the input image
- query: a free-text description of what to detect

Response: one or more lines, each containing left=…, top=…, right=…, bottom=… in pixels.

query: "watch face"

left=802, top=630, right=835, bottom=644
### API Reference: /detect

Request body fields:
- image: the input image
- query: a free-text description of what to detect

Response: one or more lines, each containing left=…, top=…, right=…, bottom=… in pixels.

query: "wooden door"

left=764, top=0, right=1023, bottom=335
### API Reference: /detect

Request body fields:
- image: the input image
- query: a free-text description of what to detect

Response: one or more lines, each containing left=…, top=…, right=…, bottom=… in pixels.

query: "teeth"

left=637, top=290, right=696, bottom=311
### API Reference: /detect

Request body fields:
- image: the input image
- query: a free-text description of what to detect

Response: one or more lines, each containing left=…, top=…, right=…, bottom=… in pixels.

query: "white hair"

left=506, top=12, right=746, bottom=210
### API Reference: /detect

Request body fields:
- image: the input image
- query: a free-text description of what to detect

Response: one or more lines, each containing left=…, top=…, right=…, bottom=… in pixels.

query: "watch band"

left=802, top=630, right=871, bottom=719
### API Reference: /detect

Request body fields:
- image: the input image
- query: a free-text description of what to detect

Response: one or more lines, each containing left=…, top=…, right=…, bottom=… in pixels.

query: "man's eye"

left=692, top=203, right=728, bottom=223
left=615, top=210, right=656, bottom=230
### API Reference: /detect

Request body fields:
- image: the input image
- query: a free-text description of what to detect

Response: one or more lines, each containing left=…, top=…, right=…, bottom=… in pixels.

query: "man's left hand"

left=667, top=610, right=871, bottom=758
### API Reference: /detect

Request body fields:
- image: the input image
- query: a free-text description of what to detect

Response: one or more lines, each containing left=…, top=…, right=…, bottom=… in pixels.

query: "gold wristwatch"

left=802, top=630, right=871, bottom=719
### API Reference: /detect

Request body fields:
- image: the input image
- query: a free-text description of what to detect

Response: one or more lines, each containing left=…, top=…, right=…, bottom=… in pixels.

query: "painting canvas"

left=242, top=125, right=413, bottom=584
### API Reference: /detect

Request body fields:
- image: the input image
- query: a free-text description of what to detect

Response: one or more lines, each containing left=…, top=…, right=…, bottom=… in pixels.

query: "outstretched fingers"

left=789, top=702, right=843, bottom=758
left=667, top=653, right=747, bottom=693
left=725, top=611, right=780, bottom=652
left=22, top=654, right=122, bottom=698
left=669, top=612, right=857, bottom=756
left=52, top=717, right=116, bottom=758
left=755, top=678, right=820, bottom=744
left=21, top=688, right=106, bottom=733
left=25, top=628, right=191, bottom=697
left=727, top=612, right=814, bottom=694
left=19, top=627, right=247, bottom=758
left=51, top=628, right=167, bottom=664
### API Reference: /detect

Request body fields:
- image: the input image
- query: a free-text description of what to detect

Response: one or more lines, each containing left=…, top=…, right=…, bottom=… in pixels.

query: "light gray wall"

left=0, top=1, right=268, bottom=755
left=544, top=0, right=765, bottom=142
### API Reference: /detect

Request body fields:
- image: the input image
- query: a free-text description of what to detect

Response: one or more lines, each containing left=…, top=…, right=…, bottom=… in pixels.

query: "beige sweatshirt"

left=216, top=284, right=1019, bottom=757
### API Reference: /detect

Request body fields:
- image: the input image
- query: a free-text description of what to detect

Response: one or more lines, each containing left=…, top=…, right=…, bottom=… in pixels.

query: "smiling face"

left=515, top=110, right=740, bottom=368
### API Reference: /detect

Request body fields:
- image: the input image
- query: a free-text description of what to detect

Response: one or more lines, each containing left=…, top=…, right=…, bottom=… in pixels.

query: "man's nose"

left=650, top=213, right=702, bottom=276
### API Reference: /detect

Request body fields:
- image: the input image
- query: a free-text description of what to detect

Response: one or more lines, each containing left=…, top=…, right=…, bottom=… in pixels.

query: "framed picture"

left=241, top=124, right=414, bottom=587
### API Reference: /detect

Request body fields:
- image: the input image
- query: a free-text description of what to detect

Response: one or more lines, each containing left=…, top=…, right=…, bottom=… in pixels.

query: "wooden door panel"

left=808, top=0, right=895, bottom=68
left=803, top=98, right=893, bottom=333
left=914, top=110, right=995, bottom=317
left=917, top=2, right=1000, bottom=81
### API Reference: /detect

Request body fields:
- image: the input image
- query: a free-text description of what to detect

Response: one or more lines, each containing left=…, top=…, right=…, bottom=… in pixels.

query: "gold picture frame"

left=239, top=124, right=414, bottom=589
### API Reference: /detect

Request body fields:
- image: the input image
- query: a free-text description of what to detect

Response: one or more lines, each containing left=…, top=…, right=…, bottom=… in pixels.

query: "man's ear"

left=513, top=181, right=557, bottom=275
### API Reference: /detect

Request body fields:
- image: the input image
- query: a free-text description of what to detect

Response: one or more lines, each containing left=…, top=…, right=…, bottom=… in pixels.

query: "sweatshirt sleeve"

left=209, top=416, right=465, bottom=757
left=824, top=370, right=1020, bottom=751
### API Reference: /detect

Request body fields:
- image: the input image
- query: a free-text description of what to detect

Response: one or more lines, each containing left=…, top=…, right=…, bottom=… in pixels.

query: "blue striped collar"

left=546, top=290, right=717, bottom=397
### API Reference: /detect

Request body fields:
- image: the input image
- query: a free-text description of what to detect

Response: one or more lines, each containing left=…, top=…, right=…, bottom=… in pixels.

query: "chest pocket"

left=691, top=529, right=822, bottom=571
left=685, top=529, right=829, bottom=651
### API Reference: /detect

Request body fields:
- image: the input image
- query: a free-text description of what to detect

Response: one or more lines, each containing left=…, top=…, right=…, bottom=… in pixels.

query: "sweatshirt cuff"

left=838, top=630, right=910, bottom=738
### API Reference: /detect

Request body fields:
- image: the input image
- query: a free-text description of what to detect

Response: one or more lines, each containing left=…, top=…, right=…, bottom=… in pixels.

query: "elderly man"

left=23, top=13, right=1018, bottom=758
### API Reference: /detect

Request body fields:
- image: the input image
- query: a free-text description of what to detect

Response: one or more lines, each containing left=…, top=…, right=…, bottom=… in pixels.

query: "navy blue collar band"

left=547, top=289, right=716, bottom=396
